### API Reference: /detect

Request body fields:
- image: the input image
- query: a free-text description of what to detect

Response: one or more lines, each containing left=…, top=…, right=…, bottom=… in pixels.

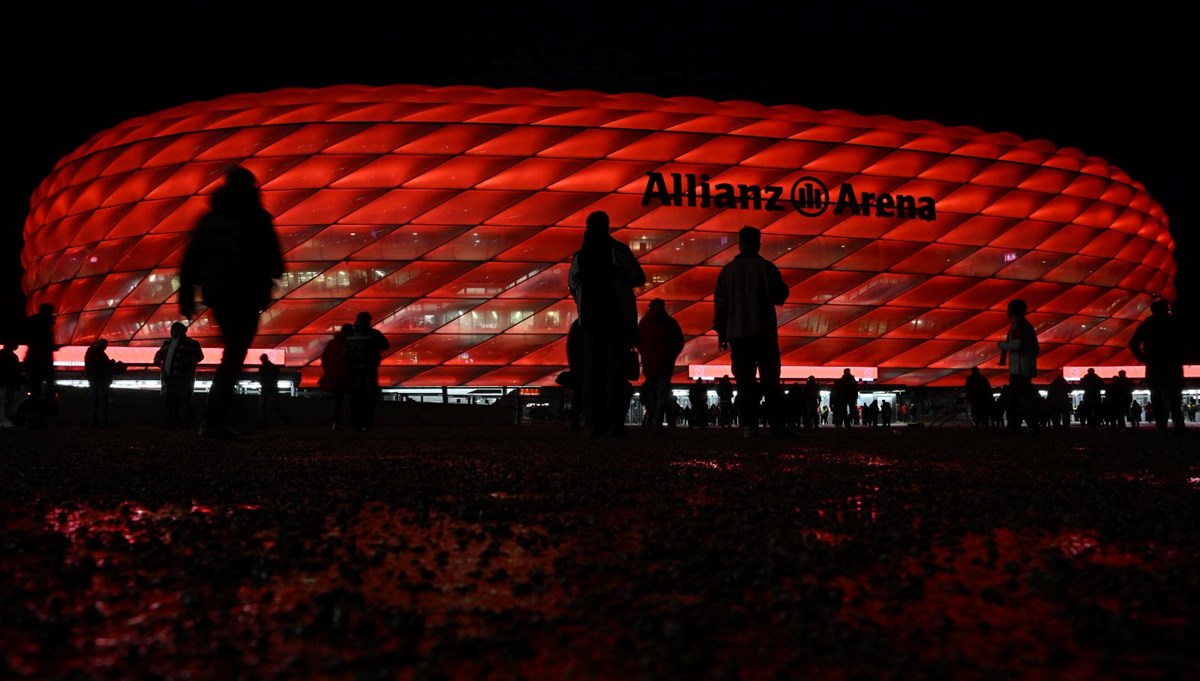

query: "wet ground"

left=3, top=415, right=1199, bottom=680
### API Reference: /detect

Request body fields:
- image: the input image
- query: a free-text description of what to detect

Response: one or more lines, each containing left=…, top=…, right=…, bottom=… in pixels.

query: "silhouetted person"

left=344, top=312, right=390, bottom=431
left=0, top=342, right=21, bottom=428
left=23, top=303, right=58, bottom=429
left=179, top=166, right=284, bottom=439
left=832, top=369, right=858, bottom=429
left=1130, top=400, right=1143, bottom=428
left=997, top=298, right=1040, bottom=433
left=714, top=226, right=790, bottom=439
left=1107, top=369, right=1135, bottom=430
left=154, top=322, right=204, bottom=430
left=688, top=378, right=708, bottom=428
left=84, top=339, right=124, bottom=427
left=257, top=354, right=289, bottom=428
left=1078, top=368, right=1104, bottom=428
left=717, top=375, right=735, bottom=427
left=568, top=210, right=646, bottom=437
left=318, top=324, right=353, bottom=430
left=881, top=399, right=893, bottom=427
left=1047, top=375, right=1072, bottom=430
left=637, top=298, right=684, bottom=432
left=556, top=319, right=585, bottom=432
left=802, top=376, right=820, bottom=429
left=965, top=367, right=993, bottom=429
left=1128, top=299, right=1186, bottom=433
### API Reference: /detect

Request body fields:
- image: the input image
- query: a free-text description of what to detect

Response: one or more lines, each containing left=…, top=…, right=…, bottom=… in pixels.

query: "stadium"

left=18, top=84, right=1179, bottom=400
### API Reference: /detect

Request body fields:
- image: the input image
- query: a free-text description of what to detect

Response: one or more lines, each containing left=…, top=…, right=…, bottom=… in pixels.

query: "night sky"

left=3, top=1, right=1194, bottom=348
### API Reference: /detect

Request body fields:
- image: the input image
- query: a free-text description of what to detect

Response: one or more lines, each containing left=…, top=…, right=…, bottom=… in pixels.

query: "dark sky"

left=4, top=1, right=1195, bottom=343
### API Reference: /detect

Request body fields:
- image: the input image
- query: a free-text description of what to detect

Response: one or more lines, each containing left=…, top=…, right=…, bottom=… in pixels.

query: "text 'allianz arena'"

left=21, top=84, right=1176, bottom=388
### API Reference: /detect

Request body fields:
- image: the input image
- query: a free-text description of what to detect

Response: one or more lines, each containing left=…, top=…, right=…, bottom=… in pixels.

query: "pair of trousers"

left=204, top=304, right=259, bottom=428
left=644, top=375, right=672, bottom=428
left=581, top=329, right=629, bottom=435
left=729, top=337, right=784, bottom=430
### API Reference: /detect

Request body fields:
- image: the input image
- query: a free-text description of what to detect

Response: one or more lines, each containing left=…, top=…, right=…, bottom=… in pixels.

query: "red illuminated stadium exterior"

left=20, top=85, right=1176, bottom=388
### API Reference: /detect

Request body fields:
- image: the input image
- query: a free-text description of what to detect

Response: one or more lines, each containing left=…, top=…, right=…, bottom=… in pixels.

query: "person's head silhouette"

left=170, top=321, right=187, bottom=338
left=355, top=312, right=372, bottom=328
left=738, top=226, right=761, bottom=255
left=1006, top=299, right=1028, bottom=319
left=226, top=165, right=258, bottom=188
left=586, top=210, right=610, bottom=234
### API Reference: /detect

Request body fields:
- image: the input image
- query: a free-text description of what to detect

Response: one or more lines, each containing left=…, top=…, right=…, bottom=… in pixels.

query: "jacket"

left=637, top=307, right=685, bottom=379
left=713, top=252, right=788, bottom=341
left=568, top=236, right=646, bottom=343
left=997, top=318, right=1039, bottom=378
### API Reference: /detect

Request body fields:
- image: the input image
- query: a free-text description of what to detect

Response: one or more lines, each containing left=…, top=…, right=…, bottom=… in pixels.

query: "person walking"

left=344, top=312, right=390, bottom=431
left=714, top=226, right=791, bottom=439
left=996, top=298, right=1040, bottom=433
left=637, top=298, right=684, bottom=432
left=84, top=339, right=124, bottom=427
left=1128, top=299, right=1186, bottom=433
left=154, top=322, right=204, bottom=429
left=568, top=210, right=646, bottom=437
left=318, top=324, right=353, bottom=430
left=179, top=166, right=284, bottom=439
left=257, top=353, right=289, bottom=428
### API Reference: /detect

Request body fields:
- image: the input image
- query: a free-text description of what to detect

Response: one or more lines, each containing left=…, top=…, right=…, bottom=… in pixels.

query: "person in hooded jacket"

left=637, top=298, right=684, bottom=432
left=179, top=165, right=284, bottom=439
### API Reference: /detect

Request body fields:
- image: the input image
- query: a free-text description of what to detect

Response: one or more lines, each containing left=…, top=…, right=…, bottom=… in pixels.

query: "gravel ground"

left=2, top=397, right=1199, bottom=681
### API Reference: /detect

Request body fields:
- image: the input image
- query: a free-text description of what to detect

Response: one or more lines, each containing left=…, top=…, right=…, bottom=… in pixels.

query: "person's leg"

left=580, top=330, right=609, bottom=436
left=1165, top=380, right=1186, bottom=431
left=162, top=385, right=177, bottom=427
left=99, top=384, right=111, bottom=426
left=729, top=339, right=759, bottom=434
left=0, top=387, right=11, bottom=426
left=602, top=342, right=627, bottom=435
left=204, top=304, right=257, bottom=432
left=364, top=367, right=379, bottom=429
left=756, top=338, right=786, bottom=431
left=1148, top=384, right=1168, bottom=432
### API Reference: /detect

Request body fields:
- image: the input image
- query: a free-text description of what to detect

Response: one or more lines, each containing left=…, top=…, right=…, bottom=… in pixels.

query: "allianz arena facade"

left=20, top=85, right=1176, bottom=388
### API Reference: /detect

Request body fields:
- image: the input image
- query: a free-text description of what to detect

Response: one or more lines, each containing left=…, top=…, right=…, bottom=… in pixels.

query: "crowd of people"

left=2, top=175, right=1194, bottom=438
